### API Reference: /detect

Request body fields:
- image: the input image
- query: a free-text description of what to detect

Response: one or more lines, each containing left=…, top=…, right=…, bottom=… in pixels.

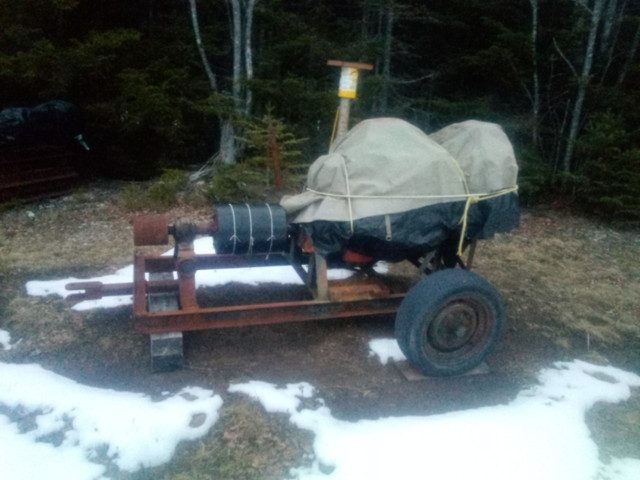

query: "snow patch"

left=0, top=329, right=12, bottom=351
left=0, top=363, right=222, bottom=478
left=230, top=360, right=640, bottom=480
left=368, top=338, right=406, bottom=364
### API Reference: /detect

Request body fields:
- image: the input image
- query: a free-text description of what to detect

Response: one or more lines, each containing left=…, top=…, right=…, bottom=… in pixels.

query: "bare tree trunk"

left=189, top=0, right=260, bottom=165
left=220, top=118, right=236, bottom=164
left=228, top=0, right=259, bottom=115
left=600, top=0, right=617, bottom=55
left=244, top=0, right=258, bottom=115
left=617, top=19, right=640, bottom=86
left=220, top=0, right=242, bottom=165
left=190, top=0, right=237, bottom=165
left=380, top=3, right=394, bottom=114
left=224, top=0, right=256, bottom=164
left=229, top=0, right=243, bottom=113
left=562, top=0, right=605, bottom=174
left=188, top=0, right=217, bottom=91
left=529, top=0, right=540, bottom=147
left=599, top=0, right=628, bottom=83
left=361, top=0, right=371, bottom=40
left=224, top=0, right=260, bottom=164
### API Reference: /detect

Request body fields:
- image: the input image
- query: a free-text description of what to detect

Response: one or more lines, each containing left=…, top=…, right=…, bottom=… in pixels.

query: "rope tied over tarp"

left=227, top=203, right=239, bottom=255
left=304, top=181, right=518, bottom=256
left=264, top=202, right=276, bottom=259
left=455, top=186, right=519, bottom=256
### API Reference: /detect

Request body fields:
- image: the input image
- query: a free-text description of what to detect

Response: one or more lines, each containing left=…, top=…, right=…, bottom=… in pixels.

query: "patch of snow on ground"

left=229, top=359, right=640, bottom=480
left=2, top=352, right=639, bottom=480
left=0, top=363, right=222, bottom=479
left=0, top=329, right=12, bottom=350
left=368, top=338, right=406, bottom=364
left=25, top=265, right=135, bottom=311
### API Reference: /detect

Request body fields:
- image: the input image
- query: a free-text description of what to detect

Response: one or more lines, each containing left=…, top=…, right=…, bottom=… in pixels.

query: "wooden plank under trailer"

left=66, top=214, right=505, bottom=377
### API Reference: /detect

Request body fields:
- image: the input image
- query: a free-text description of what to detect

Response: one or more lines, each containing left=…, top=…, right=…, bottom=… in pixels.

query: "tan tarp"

left=280, top=118, right=518, bottom=223
left=429, top=120, right=518, bottom=194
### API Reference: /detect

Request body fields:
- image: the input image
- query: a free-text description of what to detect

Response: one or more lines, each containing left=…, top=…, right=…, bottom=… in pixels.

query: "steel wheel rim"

left=424, top=297, right=490, bottom=354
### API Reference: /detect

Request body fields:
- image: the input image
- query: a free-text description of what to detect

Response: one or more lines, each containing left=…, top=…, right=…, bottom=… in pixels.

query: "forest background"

left=1, top=0, right=638, bottom=223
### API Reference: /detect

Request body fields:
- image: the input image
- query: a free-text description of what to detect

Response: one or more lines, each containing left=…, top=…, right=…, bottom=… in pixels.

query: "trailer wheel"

left=395, top=269, right=504, bottom=376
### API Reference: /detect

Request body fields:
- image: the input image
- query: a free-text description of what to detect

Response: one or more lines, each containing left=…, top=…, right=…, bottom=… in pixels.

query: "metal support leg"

left=314, top=253, right=329, bottom=301
left=148, top=272, right=184, bottom=372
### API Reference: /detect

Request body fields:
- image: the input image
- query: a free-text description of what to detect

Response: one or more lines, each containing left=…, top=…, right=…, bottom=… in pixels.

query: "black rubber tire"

left=395, top=269, right=505, bottom=376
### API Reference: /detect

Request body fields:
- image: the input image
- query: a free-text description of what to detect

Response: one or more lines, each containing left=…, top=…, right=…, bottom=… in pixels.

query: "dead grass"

left=131, top=399, right=314, bottom=480
left=0, top=185, right=133, bottom=274
left=0, top=181, right=213, bottom=276
left=3, top=296, right=81, bottom=353
left=586, top=393, right=640, bottom=461
left=474, top=209, right=640, bottom=352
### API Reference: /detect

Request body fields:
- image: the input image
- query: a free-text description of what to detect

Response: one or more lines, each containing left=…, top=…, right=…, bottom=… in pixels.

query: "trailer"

left=66, top=209, right=503, bottom=377
left=66, top=118, right=519, bottom=376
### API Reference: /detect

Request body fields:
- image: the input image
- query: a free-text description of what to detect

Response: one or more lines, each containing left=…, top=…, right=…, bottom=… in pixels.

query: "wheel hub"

left=428, top=301, right=479, bottom=351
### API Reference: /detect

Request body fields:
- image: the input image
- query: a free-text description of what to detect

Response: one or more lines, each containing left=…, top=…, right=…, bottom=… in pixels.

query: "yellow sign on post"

left=327, top=60, right=373, bottom=142
left=338, top=67, right=359, bottom=99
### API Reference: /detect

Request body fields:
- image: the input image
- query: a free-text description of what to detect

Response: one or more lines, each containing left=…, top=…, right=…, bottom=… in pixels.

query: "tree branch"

left=390, top=72, right=436, bottom=85
left=189, top=0, right=217, bottom=91
left=553, top=37, right=579, bottom=78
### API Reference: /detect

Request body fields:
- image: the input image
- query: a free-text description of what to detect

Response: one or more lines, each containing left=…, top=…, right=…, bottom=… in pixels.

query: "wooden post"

left=337, top=97, right=352, bottom=139
left=327, top=60, right=373, bottom=142
left=313, top=252, right=329, bottom=301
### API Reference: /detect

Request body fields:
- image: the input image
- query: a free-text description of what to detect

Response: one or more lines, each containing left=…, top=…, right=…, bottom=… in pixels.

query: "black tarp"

left=302, top=193, right=519, bottom=261
left=0, top=100, right=87, bottom=149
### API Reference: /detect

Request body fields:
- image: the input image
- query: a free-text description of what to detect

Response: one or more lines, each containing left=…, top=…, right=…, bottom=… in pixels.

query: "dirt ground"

left=1, top=182, right=639, bottom=478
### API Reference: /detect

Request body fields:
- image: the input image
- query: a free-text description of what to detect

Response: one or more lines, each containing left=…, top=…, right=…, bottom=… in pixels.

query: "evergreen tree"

left=0, top=0, right=637, bottom=222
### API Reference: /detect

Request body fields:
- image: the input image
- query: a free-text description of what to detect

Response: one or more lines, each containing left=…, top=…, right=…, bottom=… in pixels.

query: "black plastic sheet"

left=301, top=192, right=519, bottom=261
left=0, top=100, right=84, bottom=147
left=214, top=204, right=289, bottom=255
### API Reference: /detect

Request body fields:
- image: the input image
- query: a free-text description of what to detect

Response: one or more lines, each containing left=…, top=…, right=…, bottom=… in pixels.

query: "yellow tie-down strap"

left=456, top=185, right=519, bottom=256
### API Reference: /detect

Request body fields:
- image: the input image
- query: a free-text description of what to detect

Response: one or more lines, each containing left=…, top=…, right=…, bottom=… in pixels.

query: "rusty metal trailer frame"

left=132, top=252, right=406, bottom=334
left=66, top=215, right=479, bottom=372
left=68, top=247, right=410, bottom=332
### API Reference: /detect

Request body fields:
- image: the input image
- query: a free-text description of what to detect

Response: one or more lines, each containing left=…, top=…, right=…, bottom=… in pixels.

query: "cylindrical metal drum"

left=133, top=215, right=169, bottom=246
left=213, top=204, right=288, bottom=255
